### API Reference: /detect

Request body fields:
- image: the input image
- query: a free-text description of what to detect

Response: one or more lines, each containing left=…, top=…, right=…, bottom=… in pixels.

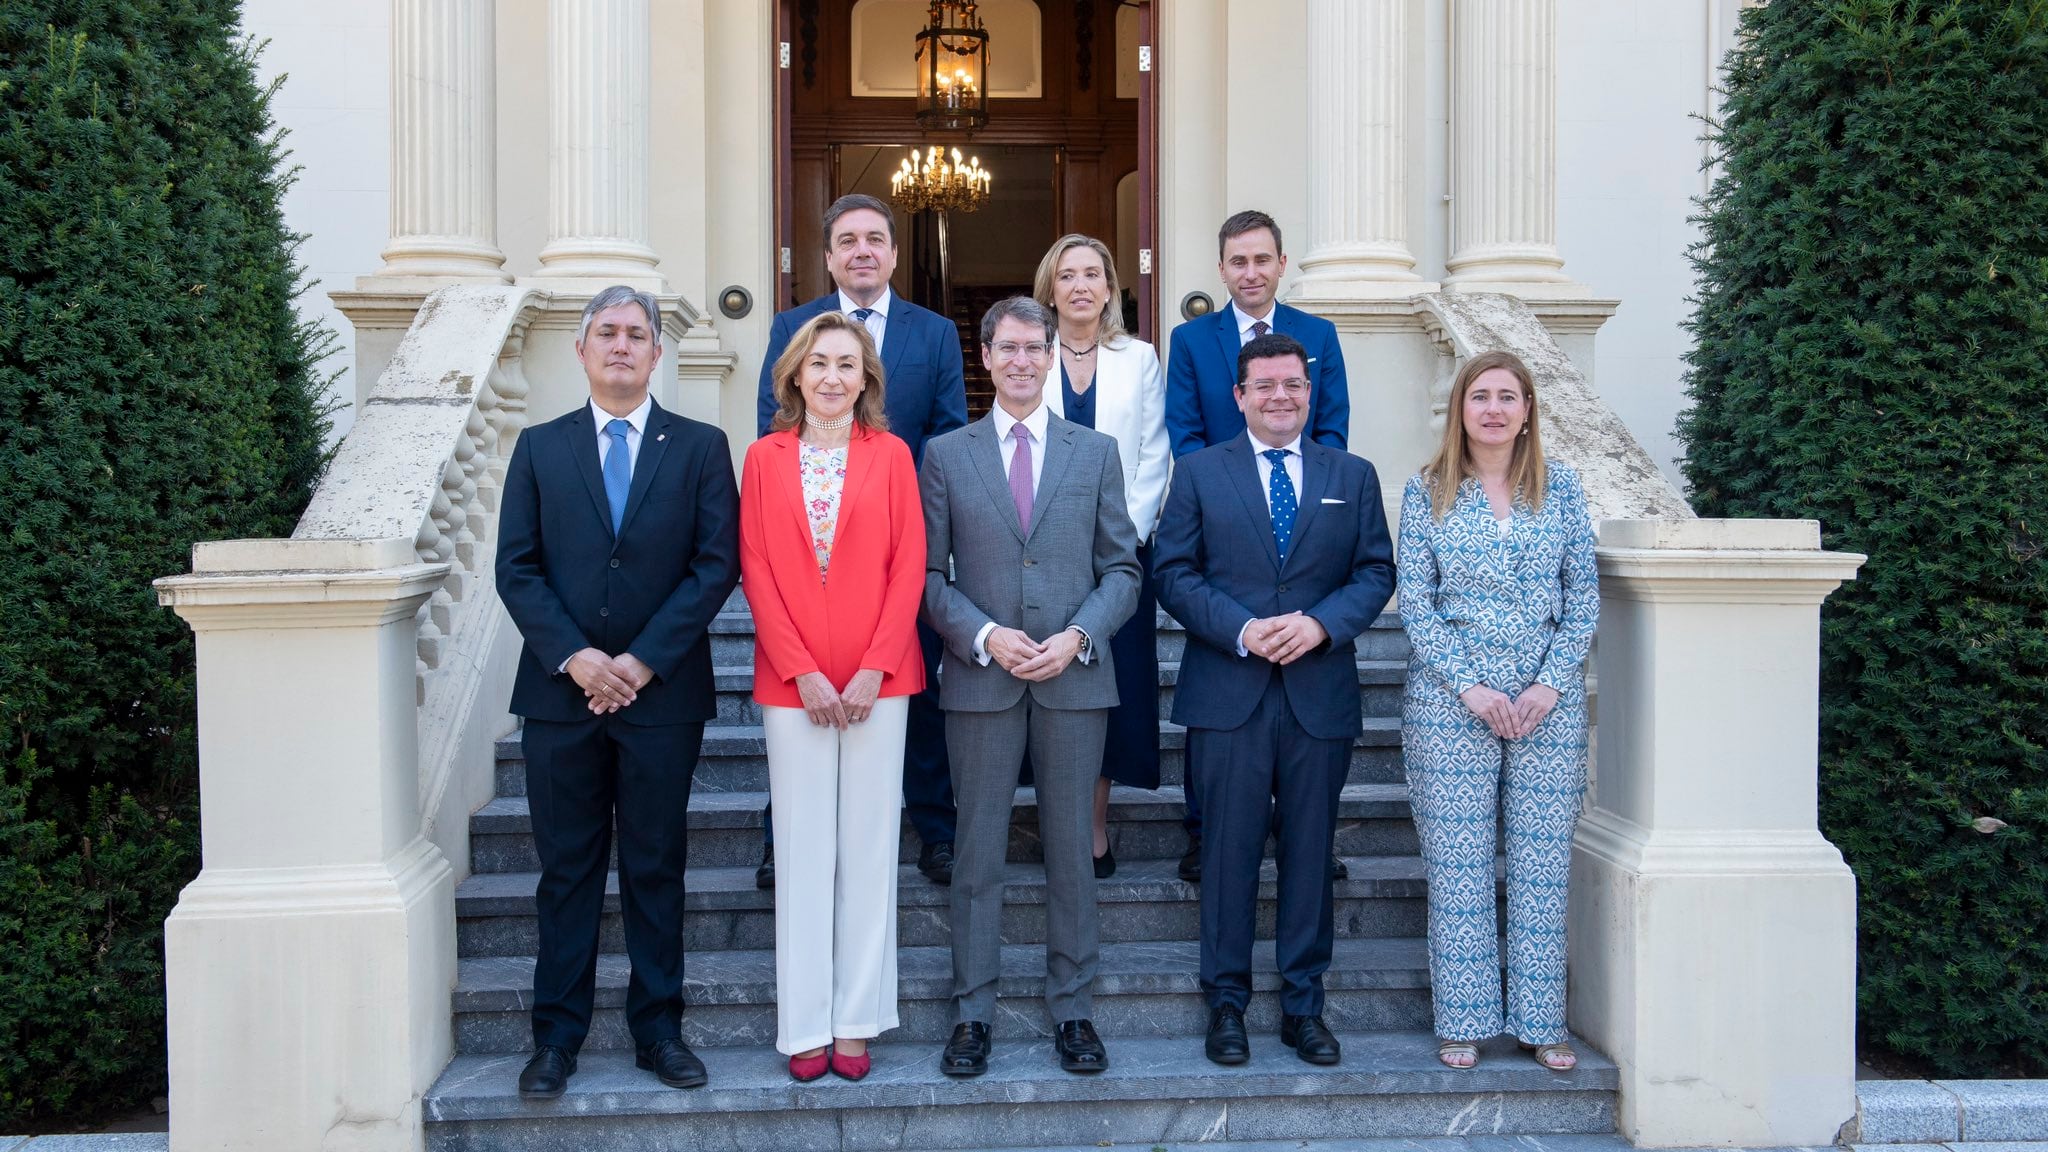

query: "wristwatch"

left=1069, top=626, right=1092, bottom=661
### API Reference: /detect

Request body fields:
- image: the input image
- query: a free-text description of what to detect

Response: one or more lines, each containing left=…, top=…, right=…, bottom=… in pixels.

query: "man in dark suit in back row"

left=1164, top=208, right=1354, bottom=884
left=498, top=286, right=742, bottom=1098
left=754, top=192, right=969, bottom=890
left=1155, top=332, right=1395, bottom=1069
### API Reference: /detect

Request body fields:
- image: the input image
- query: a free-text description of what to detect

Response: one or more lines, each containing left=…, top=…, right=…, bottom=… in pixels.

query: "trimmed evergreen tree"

left=1682, top=0, right=2047, bottom=1076
left=0, top=1, right=331, bottom=1125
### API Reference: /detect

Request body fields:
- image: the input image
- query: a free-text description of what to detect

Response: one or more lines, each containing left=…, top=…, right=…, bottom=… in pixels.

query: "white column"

left=156, top=538, right=455, bottom=1152
left=533, top=0, right=665, bottom=288
left=1293, top=0, right=1426, bottom=298
left=370, top=0, right=508, bottom=282
left=1444, top=0, right=1583, bottom=294
left=1570, top=519, right=1864, bottom=1146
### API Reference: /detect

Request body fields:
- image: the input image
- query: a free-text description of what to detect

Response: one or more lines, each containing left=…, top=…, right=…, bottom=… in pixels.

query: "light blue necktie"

left=603, top=418, right=632, bottom=535
left=1263, top=447, right=1297, bottom=564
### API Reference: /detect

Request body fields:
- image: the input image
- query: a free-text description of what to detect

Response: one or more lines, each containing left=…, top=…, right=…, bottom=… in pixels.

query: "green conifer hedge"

left=1682, top=0, right=2046, bottom=1075
left=0, top=1, right=330, bottom=1125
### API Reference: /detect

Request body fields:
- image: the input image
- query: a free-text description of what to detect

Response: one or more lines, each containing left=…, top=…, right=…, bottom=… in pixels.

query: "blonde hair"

left=768, top=311, right=890, bottom=433
left=1031, top=233, right=1130, bottom=349
left=1422, top=350, right=1547, bottom=521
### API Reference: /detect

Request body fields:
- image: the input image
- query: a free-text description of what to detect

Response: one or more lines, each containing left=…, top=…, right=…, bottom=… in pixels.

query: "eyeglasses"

left=988, top=341, right=1052, bottom=361
left=1243, top=377, right=1309, bottom=398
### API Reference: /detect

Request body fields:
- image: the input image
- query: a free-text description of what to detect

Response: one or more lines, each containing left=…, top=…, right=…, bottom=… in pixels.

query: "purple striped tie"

left=1009, top=423, right=1034, bottom=534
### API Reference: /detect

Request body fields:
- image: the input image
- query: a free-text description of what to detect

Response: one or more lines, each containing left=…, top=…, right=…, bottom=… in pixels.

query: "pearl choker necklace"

left=804, top=411, right=854, bottom=431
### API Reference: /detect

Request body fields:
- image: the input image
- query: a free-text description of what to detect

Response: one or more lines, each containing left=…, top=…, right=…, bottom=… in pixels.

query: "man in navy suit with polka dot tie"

left=1153, top=332, right=1394, bottom=1069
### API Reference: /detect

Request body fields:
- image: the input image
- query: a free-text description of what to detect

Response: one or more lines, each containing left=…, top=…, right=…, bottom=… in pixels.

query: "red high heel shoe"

left=829, top=1047, right=871, bottom=1081
left=788, top=1050, right=829, bottom=1082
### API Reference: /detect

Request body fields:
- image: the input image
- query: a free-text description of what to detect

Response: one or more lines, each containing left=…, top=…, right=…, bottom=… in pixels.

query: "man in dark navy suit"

left=1154, top=332, right=1394, bottom=1069
left=498, top=286, right=741, bottom=1099
left=1164, top=209, right=1355, bottom=882
left=753, top=193, right=968, bottom=889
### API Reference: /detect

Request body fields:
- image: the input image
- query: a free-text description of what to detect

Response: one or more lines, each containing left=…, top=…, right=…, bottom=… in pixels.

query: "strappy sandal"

left=1520, top=1040, right=1577, bottom=1070
left=1437, top=1040, right=1478, bottom=1069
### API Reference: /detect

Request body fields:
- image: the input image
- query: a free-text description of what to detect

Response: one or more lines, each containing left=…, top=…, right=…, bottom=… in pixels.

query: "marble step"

left=468, top=783, right=1422, bottom=873
left=699, top=659, right=1409, bottom=724
left=455, top=855, right=1453, bottom=958
left=451, top=937, right=1444, bottom=1054
left=705, top=606, right=1414, bottom=667
left=422, top=1031, right=1616, bottom=1151
left=493, top=716, right=1409, bottom=797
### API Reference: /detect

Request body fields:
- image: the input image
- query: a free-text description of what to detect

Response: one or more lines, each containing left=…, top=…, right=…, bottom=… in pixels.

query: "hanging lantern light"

left=914, top=1, right=989, bottom=131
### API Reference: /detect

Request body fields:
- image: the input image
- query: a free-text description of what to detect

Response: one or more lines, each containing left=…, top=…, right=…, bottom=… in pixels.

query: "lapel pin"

left=656, top=433, right=667, bottom=442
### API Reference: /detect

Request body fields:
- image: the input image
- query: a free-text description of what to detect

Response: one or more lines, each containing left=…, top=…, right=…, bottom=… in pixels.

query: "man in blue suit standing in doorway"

left=1154, top=331, right=1394, bottom=1068
left=1163, top=209, right=1352, bottom=882
left=753, top=192, right=969, bottom=890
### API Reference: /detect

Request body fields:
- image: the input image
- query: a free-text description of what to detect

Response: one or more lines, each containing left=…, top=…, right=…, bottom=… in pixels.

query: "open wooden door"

left=1136, top=0, right=1158, bottom=342
left=774, top=0, right=796, bottom=311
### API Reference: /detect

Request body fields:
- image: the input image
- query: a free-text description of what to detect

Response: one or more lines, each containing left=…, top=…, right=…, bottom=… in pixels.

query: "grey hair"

left=577, top=285, right=663, bottom=348
left=978, top=296, right=1055, bottom=347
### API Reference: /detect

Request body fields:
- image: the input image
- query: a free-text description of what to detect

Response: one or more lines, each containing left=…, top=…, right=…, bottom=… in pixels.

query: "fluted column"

left=1445, top=0, right=1580, bottom=293
left=1294, top=0, right=1425, bottom=299
left=371, top=0, right=508, bottom=282
left=534, top=0, right=665, bottom=287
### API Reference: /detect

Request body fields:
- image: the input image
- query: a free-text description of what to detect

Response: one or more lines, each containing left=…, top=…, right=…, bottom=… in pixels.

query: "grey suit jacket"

left=920, top=410, right=1141, bottom=713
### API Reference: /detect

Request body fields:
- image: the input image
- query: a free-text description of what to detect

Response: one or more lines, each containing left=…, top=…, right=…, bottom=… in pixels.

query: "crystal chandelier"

left=890, top=147, right=992, bottom=215
left=914, top=0, right=990, bottom=131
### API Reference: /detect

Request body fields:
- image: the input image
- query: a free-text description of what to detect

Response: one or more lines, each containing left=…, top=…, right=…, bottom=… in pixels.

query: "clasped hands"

left=986, top=626, right=1085, bottom=682
left=1458, top=682, right=1560, bottom=740
left=795, top=668, right=885, bottom=729
left=567, top=648, right=653, bottom=715
left=1244, top=611, right=1327, bottom=666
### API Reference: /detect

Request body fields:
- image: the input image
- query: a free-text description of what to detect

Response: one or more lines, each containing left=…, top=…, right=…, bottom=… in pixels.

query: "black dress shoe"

left=755, top=843, right=774, bottom=890
left=1331, top=854, right=1349, bottom=881
left=1281, top=1013, right=1342, bottom=1065
left=1178, top=835, right=1202, bottom=882
left=1204, top=1004, right=1249, bottom=1065
left=918, top=840, right=955, bottom=885
left=636, top=1037, right=708, bottom=1088
left=1054, top=1018, right=1109, bottom=1073
left=1093, top=844, right=1116, bottom=879
left=518, top=1044, right=576, bottom=1098
left=940, top=1021, right=991, bottom=1077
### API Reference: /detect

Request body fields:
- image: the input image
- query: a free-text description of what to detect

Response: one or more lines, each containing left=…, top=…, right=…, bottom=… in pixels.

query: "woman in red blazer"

left=739, top=310, right=926, bottom=1083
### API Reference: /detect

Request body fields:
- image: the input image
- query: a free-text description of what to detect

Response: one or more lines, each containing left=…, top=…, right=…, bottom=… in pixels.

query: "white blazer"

left=1046, top=334, right=1170, bottom=544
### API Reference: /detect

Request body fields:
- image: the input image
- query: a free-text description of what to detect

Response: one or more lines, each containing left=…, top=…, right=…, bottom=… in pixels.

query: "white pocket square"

left=1320, top=497, right=1346, bottom=505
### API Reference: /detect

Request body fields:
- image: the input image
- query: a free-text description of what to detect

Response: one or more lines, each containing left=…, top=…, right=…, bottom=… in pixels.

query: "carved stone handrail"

left=1416, top=291, right=1694, bottom=522
left=293, top=284, right=548, bottom=849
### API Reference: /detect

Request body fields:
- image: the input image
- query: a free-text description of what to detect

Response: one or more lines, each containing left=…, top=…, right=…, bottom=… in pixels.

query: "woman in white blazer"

left=1034, top=234, right=1171, bottom=878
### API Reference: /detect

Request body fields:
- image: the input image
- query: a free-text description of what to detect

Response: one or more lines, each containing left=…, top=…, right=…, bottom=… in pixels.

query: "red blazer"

left=739, top=426, right=927, bottom=706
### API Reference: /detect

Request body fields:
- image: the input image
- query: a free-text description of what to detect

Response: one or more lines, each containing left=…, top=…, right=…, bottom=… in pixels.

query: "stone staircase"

left=421, top=591, right=1618, bottom=1150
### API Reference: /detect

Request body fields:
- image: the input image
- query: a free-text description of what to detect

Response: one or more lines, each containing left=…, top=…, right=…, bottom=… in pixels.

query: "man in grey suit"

left=920, top=296, right=1141, bottom=1079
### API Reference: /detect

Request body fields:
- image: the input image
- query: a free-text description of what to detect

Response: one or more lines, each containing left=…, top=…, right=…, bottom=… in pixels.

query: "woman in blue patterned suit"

left=1397, top=350, right=1598, bottom=1072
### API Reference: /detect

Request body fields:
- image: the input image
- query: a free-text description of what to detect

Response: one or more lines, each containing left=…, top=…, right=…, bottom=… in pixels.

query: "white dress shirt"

left=1235, top=302, right=1279, bottom=345
left=590, top=394, right=652, bottom=473
left=1236, top=431, right=1305, bottom=656
left=973, top=398, right=1092, bottom=666
left=837, top=287, right=892, bottom=355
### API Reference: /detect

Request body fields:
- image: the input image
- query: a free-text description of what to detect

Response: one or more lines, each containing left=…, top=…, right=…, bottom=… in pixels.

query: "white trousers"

left=764, top=696, right=908, bottom=1054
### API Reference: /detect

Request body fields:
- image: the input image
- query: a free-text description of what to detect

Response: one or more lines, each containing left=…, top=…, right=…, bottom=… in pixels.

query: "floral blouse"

left=798, top=440, right=848, bottom=581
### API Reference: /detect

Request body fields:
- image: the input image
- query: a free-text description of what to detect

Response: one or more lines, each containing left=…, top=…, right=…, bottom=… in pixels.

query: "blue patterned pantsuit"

left=1403, top=679, right=1586, bottom=1044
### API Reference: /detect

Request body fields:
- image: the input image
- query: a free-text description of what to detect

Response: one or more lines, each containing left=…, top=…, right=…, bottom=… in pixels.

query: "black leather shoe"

left=636, top=1037, right=708, bottom=1088
left=1331, top=854, right=1349, bottom=881
left=940, top=1021, right=990, bottom=1077
left=1178, top=835, right=1202, bottom=882
left=1093, top=844, right=1116, bottom=879
left=918, top=840, right=955, bottom=886
left=1055, top=1018, right=1109, bottom=1073
left=1204, top=1004, right=1249, bottom=1065
left=518, top=1044, right=576, bottom=1098
left=1281, top=1014, right=1342, bottom=1065
left=755, top=843, right=774, bottom=890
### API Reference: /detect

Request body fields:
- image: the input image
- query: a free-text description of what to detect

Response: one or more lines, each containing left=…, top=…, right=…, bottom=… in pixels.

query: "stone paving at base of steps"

left=8, top=1134, right=2048, bottom=1151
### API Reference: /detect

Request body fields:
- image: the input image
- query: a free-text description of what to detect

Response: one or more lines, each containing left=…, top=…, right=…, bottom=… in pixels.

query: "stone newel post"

left=1569, top=519, right=1865, bottom=1146
left=156, top=538, right=456, bottom=1152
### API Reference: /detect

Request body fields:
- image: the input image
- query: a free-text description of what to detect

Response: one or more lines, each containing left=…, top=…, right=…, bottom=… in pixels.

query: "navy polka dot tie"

left=1263, top=447, right=1296, bottom=564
